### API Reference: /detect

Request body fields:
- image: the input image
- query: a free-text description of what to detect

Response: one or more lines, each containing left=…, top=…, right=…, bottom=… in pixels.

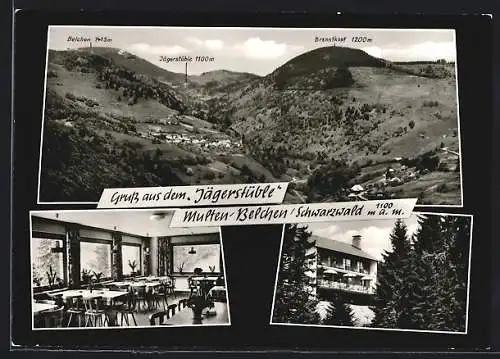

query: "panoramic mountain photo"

left=38, top=26, right=462, bottom=205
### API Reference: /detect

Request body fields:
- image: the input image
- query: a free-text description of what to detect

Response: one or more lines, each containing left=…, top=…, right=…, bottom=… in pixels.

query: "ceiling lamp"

left=50, top=241, right=64, bottom=253
left=149, top=212, right=168, bottom=221
left=188, top=247, right=197, bottom=254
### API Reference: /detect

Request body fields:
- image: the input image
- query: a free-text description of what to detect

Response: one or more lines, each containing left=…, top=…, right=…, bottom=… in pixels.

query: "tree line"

left=371, top=215, right=470, bottom=332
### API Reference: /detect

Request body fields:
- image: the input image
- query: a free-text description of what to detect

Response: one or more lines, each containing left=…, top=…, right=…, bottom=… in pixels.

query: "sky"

left=48, top=26, right=456, bottom=76
left=305, top=214, right=421, bottom=261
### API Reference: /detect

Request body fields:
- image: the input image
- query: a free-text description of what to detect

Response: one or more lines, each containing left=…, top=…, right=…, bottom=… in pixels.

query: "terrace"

left=30, top=210, right=229, bottom=329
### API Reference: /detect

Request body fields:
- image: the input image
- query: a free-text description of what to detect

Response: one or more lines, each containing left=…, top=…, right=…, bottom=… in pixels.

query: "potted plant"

left=92, top=271, right=104, bottom=288
left=81, top=269, right=96, bottom=292
left=128, top=260, right=137, bottom=276
left=46, top=265, right=58, bottom=290
left=187, top=293, right=214, bottom=324
left=176, top=262, right=185, bottom=274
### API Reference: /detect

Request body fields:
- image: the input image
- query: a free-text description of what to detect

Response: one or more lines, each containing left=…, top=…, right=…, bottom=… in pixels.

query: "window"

left=32, top=238, right=64, bottom=288
left=345, top=258, right=351, bottom=270
left=122, top=244, right=141, bottom=276
left=319, top=250, right=337, bottom=267
left=173, top=244, right=221, bottom=273
left=80, top=241, right=112, bottom=280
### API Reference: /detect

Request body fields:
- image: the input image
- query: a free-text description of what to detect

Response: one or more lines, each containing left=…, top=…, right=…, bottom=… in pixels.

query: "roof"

left=312, top=234, right=378, bottom=261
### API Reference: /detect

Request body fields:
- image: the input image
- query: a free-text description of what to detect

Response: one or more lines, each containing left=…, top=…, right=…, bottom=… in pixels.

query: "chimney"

left=352, top=235, right=361, bottom=249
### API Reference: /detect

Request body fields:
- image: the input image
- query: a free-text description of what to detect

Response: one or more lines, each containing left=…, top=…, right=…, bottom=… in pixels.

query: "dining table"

left=191, top=276, right=219, bottom=282
left=32, top=302, right=59, bottom=315
left=164, top=302, right=229, bottom=326
left=50, top=289, right=130, bottom=326
left=129, top=281, right=162, bottom=288
left=50, top=289, right=127, bottom=301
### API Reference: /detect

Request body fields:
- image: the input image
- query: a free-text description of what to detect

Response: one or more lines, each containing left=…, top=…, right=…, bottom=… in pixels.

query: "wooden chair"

left=41, top=306, right=65, bottom=328
left=188, top=277, right=199, bottom=297
left=167, top=303, right=178, bottom=317
left=216, top=276, right=225, bottom=286
left=83, top=297, right=109, bottom=327
left=64, top=295, right=84, bottom=327
left=178, top=298, right=188, bottom=310
left=132, top=285, right=148, bottom=312
left=153, top=282, right=168, bottom=310
left=149, top=304, right=178, bottom=326
left=116, top=290, right=138, bottom=326
left=166, top=277, right=176, bottom=299
left=149, top=311, right=168, bottom=325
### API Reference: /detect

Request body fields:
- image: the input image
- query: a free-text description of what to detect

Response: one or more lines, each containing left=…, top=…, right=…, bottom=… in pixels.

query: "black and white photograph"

left=38, top=26, right=461, bottom=206
left=30, top=209, right=231, bottom=329
left=270, top=212, right=472, bottom=333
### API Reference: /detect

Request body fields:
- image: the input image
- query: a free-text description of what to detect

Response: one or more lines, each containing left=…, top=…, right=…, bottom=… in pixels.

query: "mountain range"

left=39, top=45, right=461, bottom=205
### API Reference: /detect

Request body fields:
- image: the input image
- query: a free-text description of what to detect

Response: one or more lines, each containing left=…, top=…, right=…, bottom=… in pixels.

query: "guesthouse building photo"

left=272, top=214, right=471, bottom=332
left=313, top=234, right=378, bottom=302
left=30, top=209, right=230, bottom=329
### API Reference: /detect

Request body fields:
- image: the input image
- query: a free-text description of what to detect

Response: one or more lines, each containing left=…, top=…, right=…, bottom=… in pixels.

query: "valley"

left=39, top=45, right=461, bottom=205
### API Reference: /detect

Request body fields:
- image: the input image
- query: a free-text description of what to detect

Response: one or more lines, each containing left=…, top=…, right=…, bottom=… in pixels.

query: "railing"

left=319, top=264, right=372, bottom=276
left=317, top=279, right=374, bottom=294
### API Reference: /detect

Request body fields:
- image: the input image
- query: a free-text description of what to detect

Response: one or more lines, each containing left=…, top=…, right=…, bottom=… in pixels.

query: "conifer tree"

left=371, top=219, right=412, bottom=328
left=323, top=293, right=355, bottom=326
left=272, top=224, right=320, bottom=325
left=407, top=214, right=443, bottom=330
left=427, top=215, right=470, bottom=332
left=370, top=214, right=470, bottom=332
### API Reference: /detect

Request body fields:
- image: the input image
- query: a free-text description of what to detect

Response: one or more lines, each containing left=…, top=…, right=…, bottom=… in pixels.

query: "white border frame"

left=29, top=208, right=232, bottom=330
left=37, top=26, right=463, bottom=208
left=269, top=211, right=473, bottom=335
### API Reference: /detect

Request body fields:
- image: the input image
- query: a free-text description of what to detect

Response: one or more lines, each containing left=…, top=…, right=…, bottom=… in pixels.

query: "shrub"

left=85, top=98, right=99, bottom=107
left=437, top=183, right=451, bottom=193
left=416, top=153, right=440, bottom=172
left=438, top=162, right=449, bottom=172
left=203, top=171, right=215, bottom=180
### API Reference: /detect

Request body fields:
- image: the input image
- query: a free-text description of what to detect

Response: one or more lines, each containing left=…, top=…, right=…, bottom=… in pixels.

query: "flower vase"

left=192, top=306, right=204, bottom=324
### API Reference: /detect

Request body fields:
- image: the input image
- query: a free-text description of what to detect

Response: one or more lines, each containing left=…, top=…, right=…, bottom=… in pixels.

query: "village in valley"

left=137, top=114, right=243, bottom=155
left=342, top=147, right=460, bottom=202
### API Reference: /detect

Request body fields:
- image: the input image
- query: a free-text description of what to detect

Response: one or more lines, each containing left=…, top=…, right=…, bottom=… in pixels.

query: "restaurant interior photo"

left=30, top=209, right=230, bottom=329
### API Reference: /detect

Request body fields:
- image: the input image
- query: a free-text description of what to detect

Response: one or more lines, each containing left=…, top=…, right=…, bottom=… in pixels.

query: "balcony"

left=317, top=279, right=374, bottom=294
left=319, top=264, right=371, bottom=276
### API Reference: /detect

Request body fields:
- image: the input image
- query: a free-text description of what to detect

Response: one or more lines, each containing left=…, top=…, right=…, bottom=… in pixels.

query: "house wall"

left=32, top=217, right=145, bottom=245
left=317, top=248, right=374, bottom=274
left=306, top=247, right=317, bottom=298
left=315, top=246, right=379, bottom=295
left=31, top=217, right=66, bottom=235
left=170, top=233, right=220, bottom=245
left=369, top=261, right=378, bottom=291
